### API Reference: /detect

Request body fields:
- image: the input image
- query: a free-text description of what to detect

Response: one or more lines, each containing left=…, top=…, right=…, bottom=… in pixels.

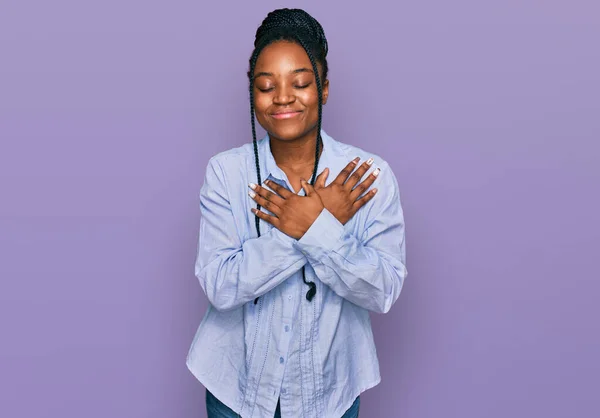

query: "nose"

left=273, top=83, right=296, bottom=105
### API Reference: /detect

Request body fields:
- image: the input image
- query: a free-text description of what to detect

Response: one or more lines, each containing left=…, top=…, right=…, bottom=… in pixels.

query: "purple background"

left=1, top=1, right=598, bottom=417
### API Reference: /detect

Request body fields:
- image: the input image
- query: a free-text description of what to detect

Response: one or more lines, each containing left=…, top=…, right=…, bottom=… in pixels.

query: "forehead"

left=254, top=41, right=312, bottom=72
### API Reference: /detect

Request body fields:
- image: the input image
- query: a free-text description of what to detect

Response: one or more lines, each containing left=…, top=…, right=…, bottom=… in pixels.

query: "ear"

left=321, top=79, right=330, bottom=105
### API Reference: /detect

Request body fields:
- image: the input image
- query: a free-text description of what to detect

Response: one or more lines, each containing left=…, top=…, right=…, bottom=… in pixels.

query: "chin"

left=266, top=124, right=317, bottom=142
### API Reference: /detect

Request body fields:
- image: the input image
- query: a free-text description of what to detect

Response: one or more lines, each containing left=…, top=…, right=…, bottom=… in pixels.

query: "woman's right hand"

left=313, top=157, right=380, bottom=225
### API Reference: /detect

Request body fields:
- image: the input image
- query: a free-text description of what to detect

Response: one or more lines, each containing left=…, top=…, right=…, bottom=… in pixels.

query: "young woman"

left=187, top=8, right=407, bottom=418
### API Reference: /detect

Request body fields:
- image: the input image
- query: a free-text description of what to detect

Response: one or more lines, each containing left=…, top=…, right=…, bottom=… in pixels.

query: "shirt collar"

left=256, top=129, right=350, bottom=185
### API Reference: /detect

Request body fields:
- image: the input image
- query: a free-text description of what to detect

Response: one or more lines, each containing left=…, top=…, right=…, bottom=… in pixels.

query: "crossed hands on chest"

left=248, top=157, right=380, bottom=240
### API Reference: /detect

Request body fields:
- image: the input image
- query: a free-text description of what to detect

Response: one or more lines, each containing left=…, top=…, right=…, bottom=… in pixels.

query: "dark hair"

left=248, top=8, right=328, bottom=304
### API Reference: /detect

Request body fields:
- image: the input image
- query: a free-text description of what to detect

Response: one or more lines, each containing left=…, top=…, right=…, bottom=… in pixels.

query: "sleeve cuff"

left=271, top=225, right=297, bottom=246
left=294, top=208, right=345, bottom=260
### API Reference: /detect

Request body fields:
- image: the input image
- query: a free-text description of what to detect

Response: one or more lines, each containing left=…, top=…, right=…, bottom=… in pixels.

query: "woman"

left=187, top=8, right=407, bottom=418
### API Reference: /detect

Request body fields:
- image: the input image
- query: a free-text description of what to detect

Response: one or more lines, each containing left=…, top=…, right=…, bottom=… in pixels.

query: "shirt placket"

left=249, top=175, right=303, bottom=417
left=269, top=173, right=300, bottom=386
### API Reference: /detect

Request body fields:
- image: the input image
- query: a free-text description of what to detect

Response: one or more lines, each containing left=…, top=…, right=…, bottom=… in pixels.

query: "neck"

left=269, top=129, right=322, bottom=170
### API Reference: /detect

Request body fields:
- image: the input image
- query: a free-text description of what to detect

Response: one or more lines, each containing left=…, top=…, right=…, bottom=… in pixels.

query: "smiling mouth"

left=271, top=111, right=303, bottom=120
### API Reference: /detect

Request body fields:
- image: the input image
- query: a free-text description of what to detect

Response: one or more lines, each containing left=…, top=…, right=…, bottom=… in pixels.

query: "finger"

left=250, top=183, right=286, bottom=207
left=332, top=157, right=360, bottom=185
left=251, top=208, right=279, bottom=227
left=350, top=167, right=380, bottom=200
left=248, top=189, right=282, bottom=216
left=353, top=188, right=378, bottom=211
left=300, top=178, right=316, bottom=196
left=315, top=168, right=329, bottom=189
left=264, top=179, right=294, bottom=199
left=345, top=157, right=374, bottom=190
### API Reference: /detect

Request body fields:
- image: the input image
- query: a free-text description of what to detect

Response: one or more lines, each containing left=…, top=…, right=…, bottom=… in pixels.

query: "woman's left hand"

left=249, top=179, right=324, bottom=240
left=312, top=158, right=380, bottom=225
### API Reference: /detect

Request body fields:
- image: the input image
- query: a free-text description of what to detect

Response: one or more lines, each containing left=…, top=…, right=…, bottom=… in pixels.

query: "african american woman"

left=187, top=8, right=408, bottom=418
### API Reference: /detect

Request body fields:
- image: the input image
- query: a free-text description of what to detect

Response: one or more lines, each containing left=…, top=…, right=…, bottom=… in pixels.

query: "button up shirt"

left=186, top=130, right=407, bottom=418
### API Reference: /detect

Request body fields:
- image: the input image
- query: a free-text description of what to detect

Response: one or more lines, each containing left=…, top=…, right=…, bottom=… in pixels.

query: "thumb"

left=315, top=168, right=329, bottom=189
left=300, top=178, right=315, bottom=196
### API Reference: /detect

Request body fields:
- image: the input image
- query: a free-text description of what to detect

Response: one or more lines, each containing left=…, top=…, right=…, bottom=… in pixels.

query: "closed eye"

left=256, top=83, right=311, bottom=92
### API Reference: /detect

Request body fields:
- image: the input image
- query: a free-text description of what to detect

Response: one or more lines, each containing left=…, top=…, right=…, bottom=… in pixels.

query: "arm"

left=293, top=163, right=407, bottom=314
left=194, top=157, right=307, bottom=312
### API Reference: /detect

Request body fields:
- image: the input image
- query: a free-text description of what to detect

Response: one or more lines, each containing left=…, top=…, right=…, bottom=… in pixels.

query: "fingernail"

left=372, top=188, right=378, bottom=194
left=248, top=190, right=256, bottom=198
left=373, top=168, right=380, bottom=177
left=249, top=183, right=257, bottom=190
left=366, top=157, right=374, bottom=166
left=353, top=157, right=360, bottom=164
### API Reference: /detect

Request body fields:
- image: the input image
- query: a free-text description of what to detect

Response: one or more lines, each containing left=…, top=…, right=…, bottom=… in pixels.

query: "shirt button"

left=281, top=388, right=287, bottom=394
left=287, top=295, right=292, bottom=300
left=284, top=325, right=289, bottom=332
left=279, top=357, right=284, bottom=364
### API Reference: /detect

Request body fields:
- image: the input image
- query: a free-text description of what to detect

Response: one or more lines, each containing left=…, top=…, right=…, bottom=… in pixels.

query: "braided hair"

left=248, top=8, right=328, bottom=304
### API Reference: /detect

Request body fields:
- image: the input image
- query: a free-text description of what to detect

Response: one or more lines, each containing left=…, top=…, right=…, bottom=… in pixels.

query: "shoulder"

left=200, top=142, right=255, bottom=196
left=206, top=142, right=254, bottom=169
left=325, top=133, right=403, bottom=224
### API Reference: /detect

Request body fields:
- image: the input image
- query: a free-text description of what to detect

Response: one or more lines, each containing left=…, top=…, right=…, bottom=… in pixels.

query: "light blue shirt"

left=186, top=130, right=407, bottom=418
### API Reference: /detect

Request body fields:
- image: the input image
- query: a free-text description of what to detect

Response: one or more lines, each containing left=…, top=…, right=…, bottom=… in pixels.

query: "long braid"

left=249, top=8, right=329, bottom=303
left=249, top=73, right=262, bottom=238
left=295, top=36, right=324, bottom=301
left=249, top=51, right=263, bottom=305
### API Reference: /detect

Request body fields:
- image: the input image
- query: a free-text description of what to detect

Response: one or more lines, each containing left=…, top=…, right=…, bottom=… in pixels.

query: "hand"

left=248, top=179, right=324, bottom=240
left=313, top=157, right=380, bottom=225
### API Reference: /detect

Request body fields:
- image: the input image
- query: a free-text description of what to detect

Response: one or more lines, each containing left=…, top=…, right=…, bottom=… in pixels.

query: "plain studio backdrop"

left=1, top=1, right=598, bottom=417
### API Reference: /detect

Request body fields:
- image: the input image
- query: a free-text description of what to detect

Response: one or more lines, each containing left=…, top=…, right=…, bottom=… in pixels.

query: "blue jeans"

left=206, top=389, right=360, bottom=417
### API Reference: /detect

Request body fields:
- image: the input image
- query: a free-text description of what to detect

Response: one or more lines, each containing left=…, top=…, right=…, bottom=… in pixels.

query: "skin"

left=249, top=40, right=380, bottom=239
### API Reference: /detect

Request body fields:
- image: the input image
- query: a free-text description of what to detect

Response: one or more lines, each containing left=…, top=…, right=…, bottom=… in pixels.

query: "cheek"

left=253, top=94, right=271, bottom=114
left=299, top=90, right=320, bottom=113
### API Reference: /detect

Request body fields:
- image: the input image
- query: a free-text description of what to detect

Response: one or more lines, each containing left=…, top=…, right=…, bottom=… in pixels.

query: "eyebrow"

left=254, top=68, right=314, bottom=79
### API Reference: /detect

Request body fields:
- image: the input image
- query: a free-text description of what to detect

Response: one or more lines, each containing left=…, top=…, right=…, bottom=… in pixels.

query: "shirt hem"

left=331, top=376, right=381, bottom=418
left=186, top=359, right=245, bottom=416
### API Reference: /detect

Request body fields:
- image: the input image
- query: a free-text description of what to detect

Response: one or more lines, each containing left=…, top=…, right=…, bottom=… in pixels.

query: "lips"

left=270, top=109, right=303, bottom=120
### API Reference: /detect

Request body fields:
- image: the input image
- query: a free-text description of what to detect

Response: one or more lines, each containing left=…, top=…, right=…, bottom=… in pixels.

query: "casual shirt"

left=187, top=130, right=407, bottom=418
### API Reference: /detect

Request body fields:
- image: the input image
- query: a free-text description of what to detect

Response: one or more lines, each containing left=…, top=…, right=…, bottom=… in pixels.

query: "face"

left=253, top=41, right=329, bottom=143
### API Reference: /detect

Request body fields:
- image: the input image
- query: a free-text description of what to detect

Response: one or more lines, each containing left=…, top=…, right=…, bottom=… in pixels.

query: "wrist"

left=298, top=207, right=325, bottom=239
